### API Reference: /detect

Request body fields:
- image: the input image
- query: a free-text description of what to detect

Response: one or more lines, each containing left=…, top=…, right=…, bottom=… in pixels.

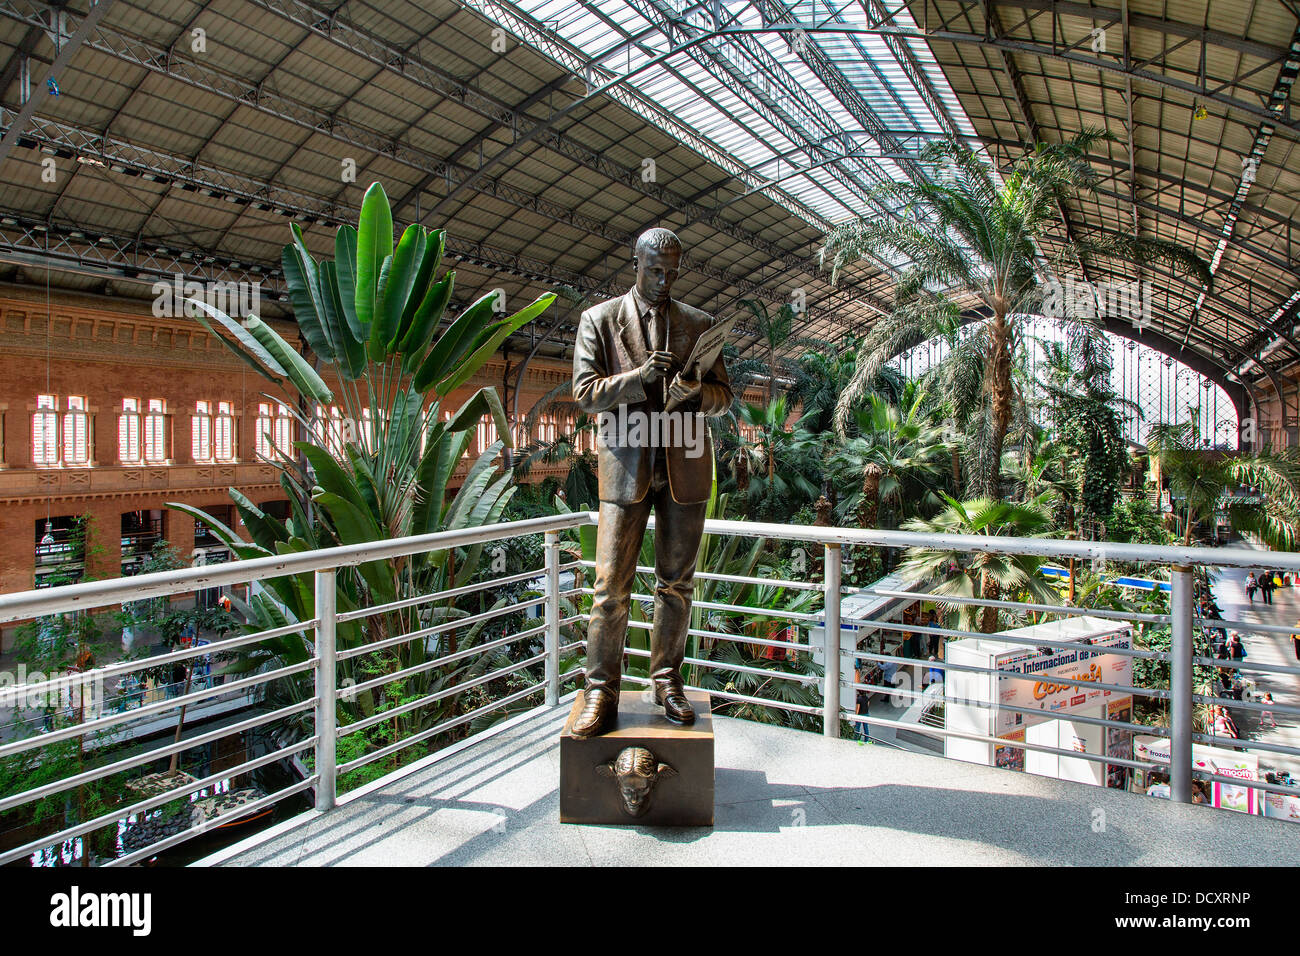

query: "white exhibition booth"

left=944, top=616, right=1135, bottom=789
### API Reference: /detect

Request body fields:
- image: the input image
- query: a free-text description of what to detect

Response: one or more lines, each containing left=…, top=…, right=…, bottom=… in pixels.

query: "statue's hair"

left=634, top=227, right=682, bottom=259
left=612, top=746, right=658, bottom=778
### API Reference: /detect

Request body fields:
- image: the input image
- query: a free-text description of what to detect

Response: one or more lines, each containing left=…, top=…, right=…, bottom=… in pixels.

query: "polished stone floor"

left=203, top=695, right=1300, bottom=867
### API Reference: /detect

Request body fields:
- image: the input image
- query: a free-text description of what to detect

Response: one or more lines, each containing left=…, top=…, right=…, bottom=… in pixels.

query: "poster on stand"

left=1263, top=791, right=1300, bottom=823
left=1105, top=698, right=1133, bottom=790
left=994, top=630, right=1132, bottom=736
left=994, top=729, right=1025, bottom=772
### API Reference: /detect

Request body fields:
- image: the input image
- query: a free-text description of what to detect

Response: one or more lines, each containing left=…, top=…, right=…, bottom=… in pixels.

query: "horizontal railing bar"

left=0, top=618, right=316, bottom=706
left=839, top=711, right=1158, bottom=772
left=0, top=659, right=316, bottom=760
left=624, top=619, right=814, bottom=652
left=336, top=680, right=547, bottom=775
left=1191, top=654, right=1300, bottom=680
left=615, top=672, right=824, bottom=716
left=1190, top=770, right=1300, bottom=800
left=1199, top=616, right=1300, bottom=637
left=611, top=561, right=823, bottom=592
left=628, top=592, right=818, bottom=621
left=855, top=586, right=1172, bottom=626
left=842, top=678, right=1167, bottom=737
left=842, top=619, right=1164, bottom=662
left=844, top=648, right=1167, bottom=699
left=1192, top=733, right=1300, bottom=759
left=1192, top=692, right=1300, bottom=716
left=0, top=697, right=317, bottom=815
left=682, top=655, right=815, bottom=683
left=338, top=653, right=545, bottom=738
left=336, top=597, right=545, bottom=662
left=0, top=736, right=317, bottom=867
left=335, top=565, right=548, bottom=623
left=343, top=620, right=547, bottom=697
left=105, top=777, right=320, bottom=868
left=0, top=512, right=592, bottom=624
left=634, top=513, right=1300, bottom=572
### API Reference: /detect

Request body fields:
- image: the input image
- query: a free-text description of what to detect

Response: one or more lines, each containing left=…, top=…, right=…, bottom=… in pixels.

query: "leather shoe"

left=571, top=688, right=618, bottom=739
left=654, top=679, right=695, bottom=725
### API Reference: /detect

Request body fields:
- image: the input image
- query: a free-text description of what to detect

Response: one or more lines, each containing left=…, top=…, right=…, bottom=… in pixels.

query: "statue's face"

left=617, top=774, right=656, bottom=816
left=633, top=247, right=680, bottom=306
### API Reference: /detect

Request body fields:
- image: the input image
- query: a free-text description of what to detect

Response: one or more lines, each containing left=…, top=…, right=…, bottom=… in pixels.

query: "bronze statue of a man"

left=570, top=227, right=733, bottom=738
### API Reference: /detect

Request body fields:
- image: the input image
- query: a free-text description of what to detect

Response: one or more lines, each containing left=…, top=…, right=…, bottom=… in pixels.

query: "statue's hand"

left=639, top=350, right=675, bottom=385
left=667, top=373, right=702, bottom=405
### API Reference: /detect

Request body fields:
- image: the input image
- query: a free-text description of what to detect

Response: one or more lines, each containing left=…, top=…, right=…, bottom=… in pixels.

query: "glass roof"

left=501, top=0, right=984, bottom=227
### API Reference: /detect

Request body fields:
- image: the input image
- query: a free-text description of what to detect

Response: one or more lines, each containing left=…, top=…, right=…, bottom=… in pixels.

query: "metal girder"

left=722, top=19, right=1300, bottom=136
left=0, top=3, right=895, bottom=322
left=1181, top=23, right=1300, bottom=341
left=964, top=0, right=1293, bottom=64
left=0, top=0, right=114, bottom=167
left=0, top=108, right=870, bottom=334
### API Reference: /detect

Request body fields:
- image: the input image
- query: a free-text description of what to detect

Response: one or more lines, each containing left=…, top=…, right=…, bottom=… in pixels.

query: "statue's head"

left=632, top=227, right=682, bottom=306
left=596, top=746, right=678, bottom=817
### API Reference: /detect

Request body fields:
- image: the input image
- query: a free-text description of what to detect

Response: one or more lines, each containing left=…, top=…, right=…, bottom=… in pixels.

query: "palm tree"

left=739, top=299, right=798, bottom=404
left=728, top=397, right=821, bottom=518
left=896, top=493, right=1061, bottom=633
left=826, top=391, right=948, bottom=528
left=821, top=131, right=1211, bottom=500
left=1147, top=416, right=1300, bottom=548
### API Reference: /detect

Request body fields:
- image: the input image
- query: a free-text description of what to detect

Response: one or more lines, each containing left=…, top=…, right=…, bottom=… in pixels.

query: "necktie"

left=647, top=305, right=666, bottom=405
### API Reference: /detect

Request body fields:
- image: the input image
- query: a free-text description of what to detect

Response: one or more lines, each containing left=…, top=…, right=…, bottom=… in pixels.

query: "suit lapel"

left=615, top=289, right=647, bottom=368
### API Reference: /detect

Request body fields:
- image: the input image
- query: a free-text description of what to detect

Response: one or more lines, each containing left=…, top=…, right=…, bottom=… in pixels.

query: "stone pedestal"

left=560, top=688, right=713, bottom=827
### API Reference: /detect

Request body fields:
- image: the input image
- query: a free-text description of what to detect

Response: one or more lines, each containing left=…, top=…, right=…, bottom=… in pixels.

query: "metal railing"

left=2, top=510, right=1299, bottom=865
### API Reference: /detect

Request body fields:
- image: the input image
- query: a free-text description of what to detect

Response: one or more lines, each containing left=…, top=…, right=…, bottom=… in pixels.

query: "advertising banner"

left=1263, top=791, right=1300, bottom=823
left=1133, top=735, right=1260, bottom=813
left=994, top=629, right=1132, bottom=736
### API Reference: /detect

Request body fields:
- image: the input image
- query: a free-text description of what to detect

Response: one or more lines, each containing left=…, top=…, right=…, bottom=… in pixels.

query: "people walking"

left=1261, top=693, right=1277, bottom=730
left=1246, top=572, right=1258, bottom=603
left=1260, top=570, right=1275, bottom=605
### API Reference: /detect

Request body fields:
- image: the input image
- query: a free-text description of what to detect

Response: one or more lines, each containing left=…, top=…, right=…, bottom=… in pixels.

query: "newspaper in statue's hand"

left=664, top=315, right=737, bottom=412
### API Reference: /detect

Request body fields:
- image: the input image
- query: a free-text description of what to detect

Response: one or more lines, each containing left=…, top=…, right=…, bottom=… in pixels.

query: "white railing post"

left=1169, top=565, right=1194, bottom=804
left=544, top=531, right=560, bottom=706
left=823, top=543, right=842, bottom=739
left=314, top=568, right=337, bottom=812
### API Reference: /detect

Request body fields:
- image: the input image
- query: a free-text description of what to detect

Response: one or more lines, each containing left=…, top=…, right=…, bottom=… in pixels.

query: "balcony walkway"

left=202, top=695, right=1300, bottom=867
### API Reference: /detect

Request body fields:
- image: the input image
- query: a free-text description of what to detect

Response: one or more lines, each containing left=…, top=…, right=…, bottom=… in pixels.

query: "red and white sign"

left=993, top=629, right=1132, bottom=736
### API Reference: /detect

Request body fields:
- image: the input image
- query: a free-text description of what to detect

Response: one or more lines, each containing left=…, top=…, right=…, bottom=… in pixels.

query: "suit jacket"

left=573, top=290, right=733, bottom=505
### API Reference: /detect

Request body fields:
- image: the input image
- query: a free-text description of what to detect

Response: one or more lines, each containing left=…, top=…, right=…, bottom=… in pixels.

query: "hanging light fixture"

left=40, top=521, right=55, bottom=546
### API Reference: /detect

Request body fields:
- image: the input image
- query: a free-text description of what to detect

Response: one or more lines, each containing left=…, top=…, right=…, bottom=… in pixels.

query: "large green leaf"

left=446, top=387, right=510, bottom=448
left=400, top=229, right=444, bottom=333
left=355, top=182, right=393, bottom=333
left=229, top=488, right=290, bottom=553
left=434, top=293, right=556, bottom=396
left=398, top=271, right=455, bottom=372
left=297, top=443, right=375, bottom=528
left=376, top=224, right=424, bottom=355
left=444, top=441, right=504, bottom=531
left=281, top=243, right=331, bottom=361
left=314, top=491, right=396, bottom=603
left=410, top=288, right=500, bottom=393
left=320, top=260, right=366, bottom=379
left=187, top=298, right=287, bottom=380
left=411, top=426, right=468, bottom=536
left=243, top=317, right=334, bottom=404
left=164, top=501, right=270, bottom=561
left=334, top=224, right=362, bottom=340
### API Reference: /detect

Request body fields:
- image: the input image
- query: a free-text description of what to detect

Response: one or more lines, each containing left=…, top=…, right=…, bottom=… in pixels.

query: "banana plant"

left=167, top=183, right=556, bottom=770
